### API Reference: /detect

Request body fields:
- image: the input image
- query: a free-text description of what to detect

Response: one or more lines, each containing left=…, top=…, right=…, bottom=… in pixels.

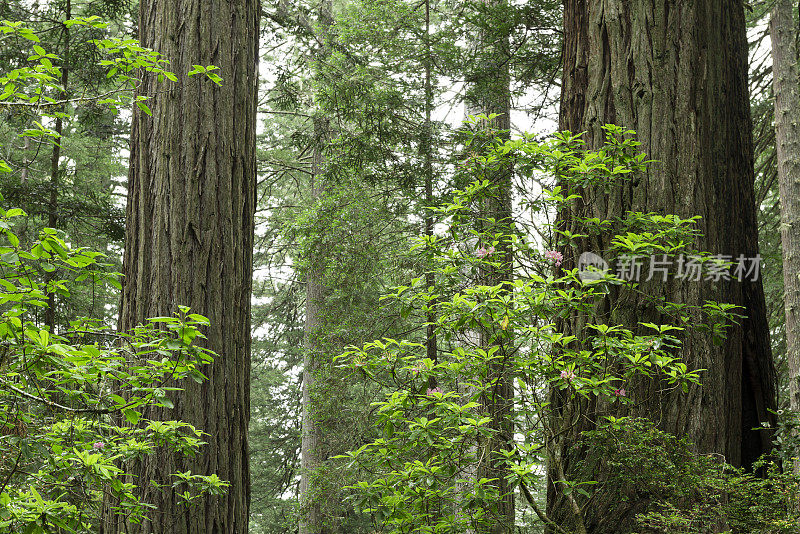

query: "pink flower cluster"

left=560, top=369, right=576, bottom=381
left=93, top=442, right=105, bottom=450
left=426, top=387, right=443, bottom=396
left=613, top=388, right=627, bottom=397
left=544, top=250, right=563, bottom=267
left=475, top=246, right=495, bottom=258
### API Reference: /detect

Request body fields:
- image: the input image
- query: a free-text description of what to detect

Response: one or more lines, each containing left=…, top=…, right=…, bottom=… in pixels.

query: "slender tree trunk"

left=299, top=115, right=331, bottom=534
left=550, top=1, right=776, bottom=532
left=21, top=135, right=30, bottom=184
left=45, top=0, right=70, bottom=331
left=99, top=0, right=259, bottom=532
left=423, top=0, right=438, bottom=374
left=771, top=0, right=800, bottom=434
left=465, top=1, right=514, bottom=530
left=299, top=4, right=333, bottom=533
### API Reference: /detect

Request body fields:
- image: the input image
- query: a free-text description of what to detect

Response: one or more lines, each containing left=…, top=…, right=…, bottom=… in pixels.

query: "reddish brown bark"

left=100, top=0, right=259, bottom=532
left=550, top=1, right=776, bottom=531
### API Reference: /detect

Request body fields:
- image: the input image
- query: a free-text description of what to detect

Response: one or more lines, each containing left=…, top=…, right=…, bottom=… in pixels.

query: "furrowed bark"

left=99, top=0, right=259, bottom=532
left=550, top=1, right=776, bottom=532
left=771, top=0, right=800, bottom=440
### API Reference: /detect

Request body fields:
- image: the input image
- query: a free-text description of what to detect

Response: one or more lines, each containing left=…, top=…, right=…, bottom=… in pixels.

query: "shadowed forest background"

left=1, top=0, right=800, bottom=533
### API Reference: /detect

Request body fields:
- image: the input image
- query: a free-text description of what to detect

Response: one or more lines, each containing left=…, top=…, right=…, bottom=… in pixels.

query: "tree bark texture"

left=771, top=0, right=800, bottom=426
left=100, top=0, right=259, bottom=532
left=550, top=1, right=776, bottom=531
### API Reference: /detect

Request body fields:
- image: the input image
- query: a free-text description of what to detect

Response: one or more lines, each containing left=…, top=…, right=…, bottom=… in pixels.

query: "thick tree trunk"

left=100, top=0, right=259, bottom=532
left=550, top=1, right=776, bottom=532
left=771, top=0, right=800, bottom=426
left=465, top=2, right=514, bottom=530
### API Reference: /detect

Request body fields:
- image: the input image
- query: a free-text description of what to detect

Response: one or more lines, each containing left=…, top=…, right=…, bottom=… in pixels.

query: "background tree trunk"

left=299, top=4, right=333, bottom=533
left=465, top=1, right=514, bottom=529
left=45, top=0, right=69, bottom=331
left=299, top=115, right=331, bottom=534
left=771, top=0, right=800, bottom=430
left=100, top=0, right=259, bottom=532
left=423, top=0, right=438, bottom=375
left=550, top=1, right=776, bottom=531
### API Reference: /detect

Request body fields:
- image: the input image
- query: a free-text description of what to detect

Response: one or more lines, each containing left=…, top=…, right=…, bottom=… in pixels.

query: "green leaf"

left=5, top=208, right=25, bottom=217
left=123, top=408, right=140, bottom=425
left=136, top=101, right=152, bottom=116
left=187, top=65, right=206, bottom=76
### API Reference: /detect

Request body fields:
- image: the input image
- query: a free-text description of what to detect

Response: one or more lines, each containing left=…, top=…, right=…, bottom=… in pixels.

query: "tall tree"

left=771, top=0, right=800, bottom=427
left=99, top=0, right=260, bottom=531
left=551, top=1, right=776, bottom=531
left=464, top=0, right=514, bottom=529
left=299, top=114, right=331, bottom=534
left=299, top=2, right=333, bottom=532
left=45, top=0, right=70, bottom=330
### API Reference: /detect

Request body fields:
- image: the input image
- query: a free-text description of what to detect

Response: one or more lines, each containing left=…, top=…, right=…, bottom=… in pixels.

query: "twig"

left=519, top=480, right=571, bottom=534
left=0, top=87, right=129, bottom=108
left=0, top=377, right=110, bottom=413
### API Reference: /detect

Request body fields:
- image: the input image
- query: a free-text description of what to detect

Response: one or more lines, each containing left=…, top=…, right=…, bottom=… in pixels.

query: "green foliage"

left=573, top=417, right=800, bottom=534
left=0, top=201, right=225, bottom=533
left=0, top=15, right=222, bottom=328
left=0, top=19, right=229, bottom=533
left=0, top=17, right=174, bottom=113
left=336, top=124, right=743, bottom=533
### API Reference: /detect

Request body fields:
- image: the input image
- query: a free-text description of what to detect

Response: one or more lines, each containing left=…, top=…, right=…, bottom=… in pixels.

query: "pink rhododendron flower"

left=426, top=387, right=443, bottom=396
left=613, top=388, right=626, bottom=397
left=560, top=369, right=576, bottom=381
left=544, top=250, right=563, bottom=267
left=93, top=442, right=105, bottom=450
left=475, top=246, right=495, bottom=258
left=460, top=151, right=479, bottom=167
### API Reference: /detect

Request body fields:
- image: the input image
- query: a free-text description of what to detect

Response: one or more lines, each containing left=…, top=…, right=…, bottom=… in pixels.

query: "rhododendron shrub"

left=0, top=21, right=226, bottom=533
left=0, top=202, right=226, bottom=533
left=335, top=122, right=738, bottom=532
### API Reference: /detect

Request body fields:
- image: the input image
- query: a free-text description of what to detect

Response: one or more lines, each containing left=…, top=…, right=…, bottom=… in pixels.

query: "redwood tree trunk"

left=771, top=0, right=800, bottom=426
left=100, top=0, right=259, bottom=532
left=550, top=1, right=776, bottom=531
